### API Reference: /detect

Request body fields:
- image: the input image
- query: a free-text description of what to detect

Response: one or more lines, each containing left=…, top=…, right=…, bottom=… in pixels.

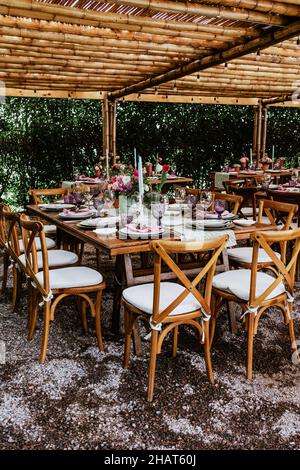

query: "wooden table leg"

left=112, top=254, right=125, bottom=335
left=222, top=249, right=238, bottom=334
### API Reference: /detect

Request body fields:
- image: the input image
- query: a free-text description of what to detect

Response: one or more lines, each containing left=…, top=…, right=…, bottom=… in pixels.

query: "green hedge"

left=0, top=97, right=299, bottom=208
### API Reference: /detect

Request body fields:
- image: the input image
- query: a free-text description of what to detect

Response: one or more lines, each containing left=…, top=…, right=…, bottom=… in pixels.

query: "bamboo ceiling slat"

left=0, top=0, right=300, bottom=102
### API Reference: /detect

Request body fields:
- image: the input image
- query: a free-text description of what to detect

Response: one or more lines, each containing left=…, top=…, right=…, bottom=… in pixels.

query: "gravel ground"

left=0, top=245, right=300, bottom=450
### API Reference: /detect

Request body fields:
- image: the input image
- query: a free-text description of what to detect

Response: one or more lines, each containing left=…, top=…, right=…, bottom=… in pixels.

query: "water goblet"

left=152, top=203, right=166, bottom=227
left=199, top=191, right=212, bottom=212
left=214, top=199, right=226, bottom=219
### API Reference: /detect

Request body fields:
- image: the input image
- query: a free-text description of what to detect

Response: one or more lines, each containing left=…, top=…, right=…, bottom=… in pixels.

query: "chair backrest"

left=0, top=203, right=11, bottom=248
left=214, top=192, right=243, bottom=215
left=249, top=228, right=300, bottom=308
left=149, top=235, right=228, bottom=326
left=257, top=199, right=297, bottom=263
left=258, top=198, right=297, bottom=229
left=19, top=214, right=50, bottom=298
left=267, top=189, right=300, bottom=227
left=1, top=210, right=23, bottom=268
left=28, top=188, right=68, bottom=205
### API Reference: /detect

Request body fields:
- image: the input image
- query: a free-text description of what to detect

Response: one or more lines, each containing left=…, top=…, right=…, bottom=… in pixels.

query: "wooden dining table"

left=27, top=205, right=276, bottom=337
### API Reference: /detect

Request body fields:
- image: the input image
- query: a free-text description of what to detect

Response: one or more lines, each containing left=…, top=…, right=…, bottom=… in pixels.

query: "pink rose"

left=134, top=169, right=139, bottom=177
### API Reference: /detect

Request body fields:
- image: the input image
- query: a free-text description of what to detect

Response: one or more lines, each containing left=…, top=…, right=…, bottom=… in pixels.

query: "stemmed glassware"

left=73, top=191, right=85, bottom=211
left=199, top=191, right=212, bottom=213
left=214, top=199, right=226, bottom=219
left=152, top=202, right=166, bottom=227
left=175, top=187, right=186, bottom=205
left=93, top=197, right=105, bottom=216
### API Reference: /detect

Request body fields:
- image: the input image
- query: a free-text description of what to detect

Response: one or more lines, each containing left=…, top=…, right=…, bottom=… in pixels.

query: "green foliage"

left=0, top=97, right=299, bottom=208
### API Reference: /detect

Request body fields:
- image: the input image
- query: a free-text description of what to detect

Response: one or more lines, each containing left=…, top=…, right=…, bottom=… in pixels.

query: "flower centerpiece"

left=261, top=155, right=272, bottom=171
left=105, top=163, right=150, bottom=197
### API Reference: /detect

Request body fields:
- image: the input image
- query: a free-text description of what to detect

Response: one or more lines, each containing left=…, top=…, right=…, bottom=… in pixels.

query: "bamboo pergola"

left=1, top=0, right=300, bottom=164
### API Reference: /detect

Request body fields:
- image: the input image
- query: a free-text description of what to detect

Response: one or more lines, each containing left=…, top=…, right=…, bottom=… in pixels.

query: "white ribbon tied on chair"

left=39, top=290, right=54, bottom=307
left=149, top=316, right=162, bottom=332
left=240, top=305, right=259, bottom=320
left=286, top=291, right=294, bottom=320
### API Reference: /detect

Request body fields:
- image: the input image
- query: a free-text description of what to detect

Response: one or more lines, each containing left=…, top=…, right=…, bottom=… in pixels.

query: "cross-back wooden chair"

left=28, top=187, right=86, bottom=260
left=211, top=228, right=300, bottom=379
left=0, top=203, right=12, bottom=294
left=226, top=185, right=258, bottom=219
left=228, top=199, right=298, bottom=272
left=122, top=235, right=228, bottom=401
left=28, top=188, right=69, bottom=205
left=214, top=193, right=243, bottom=215
left=19, top=214, right=106, bottom=363
left=1, top=209, right=24, bottom=310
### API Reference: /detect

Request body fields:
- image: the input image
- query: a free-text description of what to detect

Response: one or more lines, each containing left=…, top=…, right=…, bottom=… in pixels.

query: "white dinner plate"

left=93, top=227, right=117, bottom=236
left=233, top=219, right=256, bottom=227
left=119, top=227, right=165, bottom=239
left=41, top=203, right=75, bottom=211
left=59, top=211, right=94, bottom=220
left=79, top=216, right=118, bottom=228
left=185, top=219, right=230, bottom=229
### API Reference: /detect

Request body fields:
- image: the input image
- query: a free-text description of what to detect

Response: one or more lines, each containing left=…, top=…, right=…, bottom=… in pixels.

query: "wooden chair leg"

left=39, top=302, right=51, bottom=363
left=132, top=323, right=142, bottom=357
left=96, top=248, right=100, bottom=272
left=203, top=321, right=214, bottom=385
left=123, top=307, right=135, bottom=368
left=28, top=290, right=39, bottom=340
left=12, top=266, right=21, bottom=311
left=172, top=325, right=179, bottom=358
left=246, top=314, right=255, bottom=380
left=95, top=290, right=104, bottom=352
left=1, top=251, right=9, bottom=294
left=287, top=304, right=299, bottom=360
left=80, top=300, right=88, bottom=333
left=147, top=329, right=159, bottom=402
left=209, top=294, right=218, bottom=349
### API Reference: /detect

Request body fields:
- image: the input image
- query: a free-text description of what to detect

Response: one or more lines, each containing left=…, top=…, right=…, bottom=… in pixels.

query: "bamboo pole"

left=261, top=107, right=268, bottom=158
left=0, top=14, right=246, bottom=47
left=256, top=103, right=263, bottom=163
left=93, top=0, right=286, bottom=25
left=102, top=93, right=110, bottom=164
left=0, top=0, right=260, bottom=37
left=252, top=107, right=258, bottom=157
left=110, top=19, right=300, bottom=100
left=0, top=15, right=234, bottom=49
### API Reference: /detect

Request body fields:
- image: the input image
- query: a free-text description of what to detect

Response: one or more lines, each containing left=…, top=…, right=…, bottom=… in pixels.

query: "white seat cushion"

left=227, top=247, right=280, bottom=264
left=19, top=250, right=78, bottom=269
left=213, top=269, right=285, bottom=301
left=123, top=282, right=201, bottom=316
left=35, top=267, right=103, bottom=289
left=7, top=237, right=56, bottom=253
left=44, top=225, right=57, bottom=235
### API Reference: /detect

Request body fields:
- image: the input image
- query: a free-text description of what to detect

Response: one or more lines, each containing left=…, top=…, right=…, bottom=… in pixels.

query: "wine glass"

left=152, top=203, right=166, bottom=227
left=200, top=191, right=212, bottom=212
left=93, top=197, right=104, bottom=216
left=214, top=199, right=226, bottom=219
left=73, top=191, right=85, bottom=210
left=175, top=187, right=186, bottom=205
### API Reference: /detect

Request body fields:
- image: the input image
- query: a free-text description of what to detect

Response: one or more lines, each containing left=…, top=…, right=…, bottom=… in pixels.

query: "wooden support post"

left=261, top=106, right=268, bottom=159
left=112, top=101, right=117, bottom=165
left=102, top=92, right=110, bottom=172
left=256, top=103, right=263, bottom=164
left=108, top=100, right=117, bottom=166
left=252, top=107, right=258, bottom=163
